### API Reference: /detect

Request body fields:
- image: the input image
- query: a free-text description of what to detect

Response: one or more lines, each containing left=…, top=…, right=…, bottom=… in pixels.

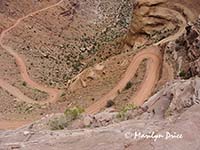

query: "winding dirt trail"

left=0, top=0, right=64, bottom=104
left=86, top=47, right=162, bottom=114
left=154, top=7, right=187, bottom=46
left=86, top=6, right=188, bottom=114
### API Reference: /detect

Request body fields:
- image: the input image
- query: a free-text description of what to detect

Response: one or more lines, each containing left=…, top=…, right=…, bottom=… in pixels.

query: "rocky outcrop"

left=124, top=0, right=200, bottom=48
left=124, top=0, right=177, bottom=47
left=165, top=18, right=200, bottom=78
left=143, top=77, right=200, bottom=116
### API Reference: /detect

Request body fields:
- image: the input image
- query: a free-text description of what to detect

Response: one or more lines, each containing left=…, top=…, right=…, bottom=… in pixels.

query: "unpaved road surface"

left=0, top=120, right=32, bottom=130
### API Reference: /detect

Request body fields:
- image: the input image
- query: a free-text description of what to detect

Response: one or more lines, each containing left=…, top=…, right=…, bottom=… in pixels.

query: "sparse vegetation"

left=48, top=115, right=68, bottom=130
left=64, top=106, right=85, bottom=121
left=117, top=104, right=137, bottom=120
left=61, top=92, right=66, bottom=97
left=15, top=103, right=40, bottom=114
left=165, top=108, right=173, bottom=118
left=48, top=106, right=85, bottom=130
left=22, top=81, right=27, bottom=86
left=179, top=70, right=186, bottom=77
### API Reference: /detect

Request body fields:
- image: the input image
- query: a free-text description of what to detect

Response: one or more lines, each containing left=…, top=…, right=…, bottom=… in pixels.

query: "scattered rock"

left=94, top=64, right=105, bottom=71
left=23, top=131, right=30, bottom=136
left=166, top=20, right=200, bottom=78
left=83, top=116, right=93, bottom=127
left=87, top=70, right=98, bottom=80
left=80, top=79, right=87, bottom=88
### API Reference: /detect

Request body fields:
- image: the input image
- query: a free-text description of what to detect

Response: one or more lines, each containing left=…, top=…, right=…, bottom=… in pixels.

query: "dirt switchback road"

left=86, top=46, right=162, bottom=114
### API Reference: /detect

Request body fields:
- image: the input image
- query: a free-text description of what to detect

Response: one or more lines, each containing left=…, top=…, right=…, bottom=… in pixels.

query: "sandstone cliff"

left=124, top=0, right=200, bottom=48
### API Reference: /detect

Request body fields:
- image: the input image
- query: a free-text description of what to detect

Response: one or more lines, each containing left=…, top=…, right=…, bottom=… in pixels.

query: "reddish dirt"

left=0, top=120, right=31, bottom=130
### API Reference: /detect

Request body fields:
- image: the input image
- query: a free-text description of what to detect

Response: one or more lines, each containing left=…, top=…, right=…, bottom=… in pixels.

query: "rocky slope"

left=0, top=77, right=199, bottom=150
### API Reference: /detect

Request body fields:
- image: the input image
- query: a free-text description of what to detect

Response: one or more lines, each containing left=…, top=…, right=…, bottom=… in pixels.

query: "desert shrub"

left=48, top=115, right=68, bottom=130
left=106, top=100, right=115, bottom=108
left=22, top=81, right=27, bottom=86
left=117, top=104, right=137, bottom=120
left=48, top=107, right=84, bottom=130
left=164, top=108, right=173, bottom=118
left=61, top=92, right=66, bottom=97
left=179, top=70, right=186, bottom=77
left=64, top=107, right=85, bottom=121
left=124, top=81, right=133, bottom=90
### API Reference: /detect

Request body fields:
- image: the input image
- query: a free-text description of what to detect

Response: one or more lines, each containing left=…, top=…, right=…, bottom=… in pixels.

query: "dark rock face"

left=189, top=58, right=200, bottom=77
left=185, top=25, right=200, bottom=77
left=124, top=0, right=200, bottom=49
left=166, top=18, right=200, bottom=78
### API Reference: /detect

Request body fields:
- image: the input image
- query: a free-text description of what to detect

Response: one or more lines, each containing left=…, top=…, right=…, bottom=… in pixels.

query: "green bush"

left=64, top=107, right=85, bottom=121
left=48, top=107, right=84, bottom=130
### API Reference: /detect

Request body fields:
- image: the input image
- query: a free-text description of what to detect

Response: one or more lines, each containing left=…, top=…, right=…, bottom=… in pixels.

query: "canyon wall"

left=125, top=0, right=200, bottom=48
